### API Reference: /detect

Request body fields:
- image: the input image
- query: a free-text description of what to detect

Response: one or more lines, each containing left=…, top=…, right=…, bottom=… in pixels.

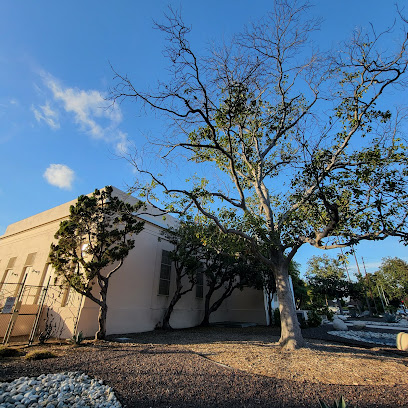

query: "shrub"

left=0, top=346, right=22, bottom=358
left=384, top=313, right=398, bottom=323
left=307, top=310, right=322, bottom=328
left=319, top=396, right=348, bottom=408
left=25, top=350, right=56, bottom=361
left=72, top=331, right=84, bottom=345
left=320, top=306, right=334, bottom=321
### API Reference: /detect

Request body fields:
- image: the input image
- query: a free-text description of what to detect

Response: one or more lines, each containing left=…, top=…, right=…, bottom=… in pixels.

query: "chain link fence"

left=0, top=280, right=83, bottom=346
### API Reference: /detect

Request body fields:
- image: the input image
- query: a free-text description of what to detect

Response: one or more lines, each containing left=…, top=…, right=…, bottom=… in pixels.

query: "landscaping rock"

left=397, top=332, right=408, bottom=351
left=332, top=318, right=348, bottom=331
left=0, top=372, right=122, bottom=408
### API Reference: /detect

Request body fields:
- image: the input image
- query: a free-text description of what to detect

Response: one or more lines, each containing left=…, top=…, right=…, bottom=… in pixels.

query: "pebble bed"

left=0, top=372, right=122, bottom=408
left=328, top=330, right=397, bottom=346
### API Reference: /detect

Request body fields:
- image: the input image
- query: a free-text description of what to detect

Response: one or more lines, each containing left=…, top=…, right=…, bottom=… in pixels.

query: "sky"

left=1, top=0, right=407, bottom=277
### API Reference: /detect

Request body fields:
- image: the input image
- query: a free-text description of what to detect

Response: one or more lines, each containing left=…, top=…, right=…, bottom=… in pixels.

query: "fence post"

left=28, top=276, right=51, bottom=345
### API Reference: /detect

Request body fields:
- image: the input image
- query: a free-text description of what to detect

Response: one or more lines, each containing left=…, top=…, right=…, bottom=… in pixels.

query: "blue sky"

left=1, top=0, right=407, bottom=276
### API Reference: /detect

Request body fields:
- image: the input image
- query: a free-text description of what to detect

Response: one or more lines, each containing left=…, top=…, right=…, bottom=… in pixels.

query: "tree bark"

left=95, top=285, right=108, bottom=340
left=162, top=291, right=181, bottom=330
left=201, top=288, right=214, bottom=326
left=275, top=264, right=305, bottom=350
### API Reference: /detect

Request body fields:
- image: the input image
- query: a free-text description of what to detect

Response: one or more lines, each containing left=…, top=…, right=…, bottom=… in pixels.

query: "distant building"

left=0, top=187, right=266, bottom=342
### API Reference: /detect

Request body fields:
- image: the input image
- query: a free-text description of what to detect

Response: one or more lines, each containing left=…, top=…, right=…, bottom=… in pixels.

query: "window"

left=1, top=257, right=17, bottom=284
left=158, top=250, right=172, bottom=296
left=0, top=257, right=18, bottom=296
left=19, top=253, right=37, bottom=283
left=196, top=269, right=204, bottom=299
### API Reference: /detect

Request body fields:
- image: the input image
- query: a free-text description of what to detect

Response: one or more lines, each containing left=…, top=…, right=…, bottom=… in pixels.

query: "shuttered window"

left=158, top=250, right=172, bottom=296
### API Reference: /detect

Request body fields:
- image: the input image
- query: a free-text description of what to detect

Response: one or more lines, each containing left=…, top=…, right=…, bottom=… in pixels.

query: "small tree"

left=159, top=221, right=204, bottom=329
left=200, top=249, right=259, bottom=327
left=49, top=186, right=145, bottom=340
left=374, top=257, right=408, bottom=307
left=307, top=255, right=349, bottom=313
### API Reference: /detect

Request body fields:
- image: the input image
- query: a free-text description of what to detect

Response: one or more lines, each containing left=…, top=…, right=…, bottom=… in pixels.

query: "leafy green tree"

left=112, top=2, right=408, bottom=349
left=306, top=255, right=349, bottom=313
left=195, top=224, right=259, bottom=326
left=159, top=221, right=205, bottom=329
left=373, top=257, right=408, bottom=306
left=49, top=187, right=145, bottom=340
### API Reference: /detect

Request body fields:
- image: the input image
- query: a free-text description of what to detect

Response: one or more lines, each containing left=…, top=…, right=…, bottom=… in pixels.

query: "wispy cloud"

left=115, top=131, right=130, bottom=155
left=43, top=164, right=75, bottom=190
left=32, top=101, right=60, bottom=130
left=36, top=72, right=123, bottom=142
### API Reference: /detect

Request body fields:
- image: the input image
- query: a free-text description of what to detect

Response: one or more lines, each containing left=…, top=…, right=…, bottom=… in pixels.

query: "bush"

left=319, top=396, right=348, bottom=408
left=25, top=350, right=56, bottom=361
left=384, top=313, right=398, bottom=323
left=0, top=346, right=22, bottom=358
left=307, top=310, right=322, bottom=328
left=320, top=306, right=334, bottom=321
left=72, top=331, right=84, bottom=345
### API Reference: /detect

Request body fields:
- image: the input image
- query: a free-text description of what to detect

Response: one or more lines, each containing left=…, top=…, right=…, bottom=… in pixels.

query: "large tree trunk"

left=275, top=264, right=305, bottom=350
left=95, top=285, right=108, bottom=340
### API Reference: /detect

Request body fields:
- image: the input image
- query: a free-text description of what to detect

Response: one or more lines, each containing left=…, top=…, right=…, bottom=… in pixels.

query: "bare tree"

left=111, top=1, right=408, bottom=349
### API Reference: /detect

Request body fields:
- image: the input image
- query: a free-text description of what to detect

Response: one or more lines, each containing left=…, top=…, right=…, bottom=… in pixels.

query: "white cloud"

left=115, top=131, right=130, bottom=155
left=40, top=72, right=122, bottom=141
left=43, top=164, right=75, bottom=190
left=32, top=101, right=60, bottom=130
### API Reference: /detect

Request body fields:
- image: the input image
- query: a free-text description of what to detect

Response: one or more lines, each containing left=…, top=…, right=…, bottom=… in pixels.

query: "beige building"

left=0, top=187, right=266, bottom=342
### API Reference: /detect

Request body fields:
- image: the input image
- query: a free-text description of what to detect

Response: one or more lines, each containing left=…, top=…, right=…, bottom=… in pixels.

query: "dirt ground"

left=112, top=325, right=408, bottom=386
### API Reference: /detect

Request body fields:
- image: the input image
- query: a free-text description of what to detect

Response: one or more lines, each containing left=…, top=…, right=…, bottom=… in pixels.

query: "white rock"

left=333, top=318, right=348, bottom=331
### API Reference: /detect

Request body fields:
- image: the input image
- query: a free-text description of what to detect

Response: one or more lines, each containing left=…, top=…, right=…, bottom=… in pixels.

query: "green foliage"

left=289, top=261, right=310, bottom=309
left=0, top=346, right=22, bottom=358
left=306, top=309, right=322, bottom=327
left=319, top=396, right=348, bottom=408
left=25, top=350, right=56, bottom=361
left=320, top=306, right=334, bottom=321
left=49, top=186, right=145, bottom=340
left=384, top=313, right=398, bottom=323
left=373, top=257, right=408, bottom=303
left=307, top=255, right=350, bottom=305
left=72, top=331, right=84, bottom=345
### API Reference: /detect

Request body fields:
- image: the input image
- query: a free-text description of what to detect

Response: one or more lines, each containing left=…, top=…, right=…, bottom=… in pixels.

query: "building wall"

left=0, top=187, right=266, bottom=339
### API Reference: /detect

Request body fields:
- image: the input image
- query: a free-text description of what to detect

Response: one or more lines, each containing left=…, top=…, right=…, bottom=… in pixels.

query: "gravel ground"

left=1, top=326, right=407, bottom=408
